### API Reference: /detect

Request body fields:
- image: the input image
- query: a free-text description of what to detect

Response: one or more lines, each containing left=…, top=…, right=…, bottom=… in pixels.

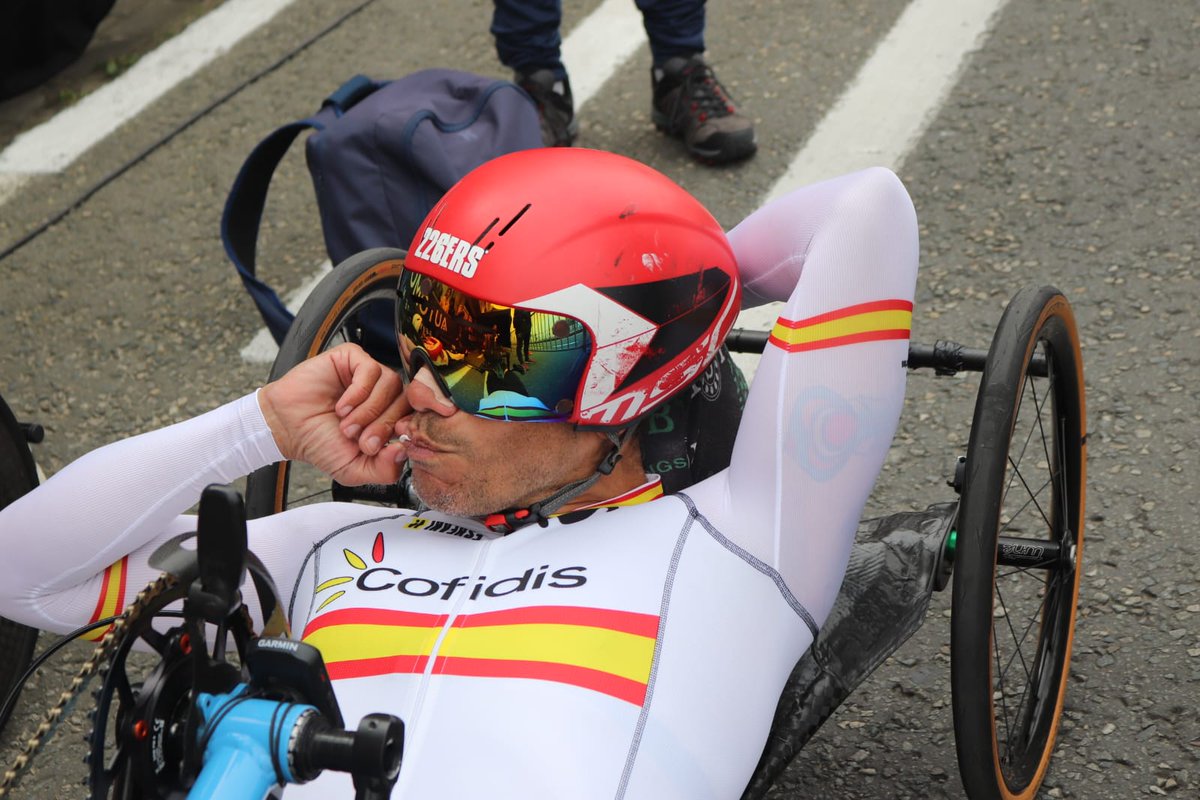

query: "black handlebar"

left=293, top=712, right=405, bottom=800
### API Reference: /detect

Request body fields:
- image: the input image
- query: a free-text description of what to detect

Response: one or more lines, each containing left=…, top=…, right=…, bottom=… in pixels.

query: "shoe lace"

left=680, top=62, right=736, bottom=121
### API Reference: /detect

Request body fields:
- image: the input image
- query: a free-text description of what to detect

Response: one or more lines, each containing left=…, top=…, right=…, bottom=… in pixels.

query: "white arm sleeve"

left=0, top=392, right=286, bottom=634
left=689, top=167, right=919, bottom=628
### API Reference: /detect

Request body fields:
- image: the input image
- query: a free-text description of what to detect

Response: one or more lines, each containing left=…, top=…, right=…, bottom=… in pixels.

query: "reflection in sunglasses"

left=397, top=271, right=593, bottom=421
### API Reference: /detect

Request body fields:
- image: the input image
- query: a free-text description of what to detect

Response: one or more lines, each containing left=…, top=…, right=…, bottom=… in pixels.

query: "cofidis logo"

left=313, top=531, right=585, bottom=613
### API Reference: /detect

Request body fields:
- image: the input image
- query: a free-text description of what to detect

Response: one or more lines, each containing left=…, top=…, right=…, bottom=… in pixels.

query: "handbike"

left=0, top=249, right=1085, bottom=800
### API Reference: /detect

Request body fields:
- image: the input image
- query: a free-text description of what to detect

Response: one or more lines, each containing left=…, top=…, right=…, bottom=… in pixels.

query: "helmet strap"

left=484, top=427, right=636, bottom=534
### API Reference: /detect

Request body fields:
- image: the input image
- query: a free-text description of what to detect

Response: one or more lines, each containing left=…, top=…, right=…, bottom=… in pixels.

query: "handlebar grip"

left=304, top=723, right=357, bottom=773
left=293, top=712, right=404, bottom=799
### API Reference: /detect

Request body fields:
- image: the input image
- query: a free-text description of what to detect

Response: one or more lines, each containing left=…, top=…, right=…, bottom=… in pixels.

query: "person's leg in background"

left=637, top=0, right=757, bottom=164
left=491, top=0, right=578, bottom=146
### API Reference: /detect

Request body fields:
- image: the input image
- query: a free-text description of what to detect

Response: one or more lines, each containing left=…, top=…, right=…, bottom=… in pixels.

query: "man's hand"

left=258, top=343, right=410, bottom=486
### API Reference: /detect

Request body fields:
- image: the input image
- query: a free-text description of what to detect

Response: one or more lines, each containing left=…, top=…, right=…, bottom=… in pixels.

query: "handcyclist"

left=0, top=149, right=919, bottom=799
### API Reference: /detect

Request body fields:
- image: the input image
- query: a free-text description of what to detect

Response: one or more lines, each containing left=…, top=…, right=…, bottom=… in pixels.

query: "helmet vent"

left=499, top=203, right=533, bottom=236
left=472, top=217, right=500, bottom=247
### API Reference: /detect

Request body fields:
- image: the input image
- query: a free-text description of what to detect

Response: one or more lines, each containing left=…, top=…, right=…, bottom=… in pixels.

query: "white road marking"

left=0, top=0, right=296, bottom=181
left=732, top=0, right=1010, bottom=380
left=561, top=0, right=647, bottom=107
left=767, top=0, right=1010, bottom=200
left=0, top=174, right=26, bottom=207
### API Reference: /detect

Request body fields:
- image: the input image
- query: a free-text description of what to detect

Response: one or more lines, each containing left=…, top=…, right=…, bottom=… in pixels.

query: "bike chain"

left=0, top=573, right=178, bottom=799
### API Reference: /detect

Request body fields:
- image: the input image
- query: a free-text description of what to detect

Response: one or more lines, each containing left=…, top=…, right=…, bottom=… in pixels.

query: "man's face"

left=394, top=370, right=607, bottom=517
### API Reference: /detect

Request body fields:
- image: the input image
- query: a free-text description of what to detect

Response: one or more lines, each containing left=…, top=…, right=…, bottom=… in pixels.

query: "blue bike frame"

left=190, top=687, right=314, bottom=799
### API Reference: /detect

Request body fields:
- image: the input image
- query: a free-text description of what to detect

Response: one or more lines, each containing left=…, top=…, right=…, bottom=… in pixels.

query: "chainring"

left=86, top=578, right=258, bottom=800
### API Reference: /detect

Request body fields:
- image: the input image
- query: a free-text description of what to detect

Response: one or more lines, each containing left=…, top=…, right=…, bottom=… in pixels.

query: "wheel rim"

left=952, top=288, right=1087, bottom=800
left=988, top=322, right=1083, bottom=793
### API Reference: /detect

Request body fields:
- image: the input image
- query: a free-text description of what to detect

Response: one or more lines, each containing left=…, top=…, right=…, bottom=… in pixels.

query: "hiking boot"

left=652, top=55, right=756, bottom=164
left=515, top=69, right=578, bottom=147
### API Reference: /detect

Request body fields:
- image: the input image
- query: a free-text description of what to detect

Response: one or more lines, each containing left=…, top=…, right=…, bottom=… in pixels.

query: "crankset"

left=87, top=485, right=290, bottom=800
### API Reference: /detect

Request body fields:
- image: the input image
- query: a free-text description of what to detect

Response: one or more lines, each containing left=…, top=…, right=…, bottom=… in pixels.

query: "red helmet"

left=397, top=148, right=741, bottom=427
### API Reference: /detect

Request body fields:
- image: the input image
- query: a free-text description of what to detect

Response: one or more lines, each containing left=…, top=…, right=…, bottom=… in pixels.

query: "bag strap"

left=220, top=75, right=384, bottom=343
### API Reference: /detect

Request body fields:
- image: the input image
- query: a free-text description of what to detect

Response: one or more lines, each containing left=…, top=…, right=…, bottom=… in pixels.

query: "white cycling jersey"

left=0, top=168, right=919, bottom=799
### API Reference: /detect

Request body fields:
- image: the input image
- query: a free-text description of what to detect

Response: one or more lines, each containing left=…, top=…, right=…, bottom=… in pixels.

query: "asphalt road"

left=0, top=0, right=1196, bottom=798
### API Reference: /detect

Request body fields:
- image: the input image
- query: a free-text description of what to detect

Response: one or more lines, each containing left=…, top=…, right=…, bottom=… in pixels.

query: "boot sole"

left=653, top=114, right=757, bottom=164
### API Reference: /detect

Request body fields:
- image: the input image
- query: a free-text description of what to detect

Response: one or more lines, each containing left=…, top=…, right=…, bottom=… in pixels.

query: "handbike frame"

left=0, top=280, right=1083, bottom=800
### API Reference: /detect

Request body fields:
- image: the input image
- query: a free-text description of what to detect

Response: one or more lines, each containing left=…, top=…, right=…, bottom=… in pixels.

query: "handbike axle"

left=722, top=330, right=1047, bottom=377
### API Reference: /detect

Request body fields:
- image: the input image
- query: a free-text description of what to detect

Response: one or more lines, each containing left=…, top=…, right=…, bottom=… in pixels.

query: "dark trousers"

left=491, top=0, right=706, bottom=77
left=515, top=330, right=531, bottom=363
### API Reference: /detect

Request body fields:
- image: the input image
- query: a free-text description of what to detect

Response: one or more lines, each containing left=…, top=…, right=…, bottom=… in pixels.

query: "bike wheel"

left=244, top=248, right=407, bottom=519
left=0, top=395, right=42, bottom=735
left=950, top=285, right=1087, bottom=800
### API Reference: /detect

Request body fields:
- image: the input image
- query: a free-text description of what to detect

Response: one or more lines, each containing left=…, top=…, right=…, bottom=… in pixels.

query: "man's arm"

left=0, top=392, right=280, bottom=633
left=696, top=168, right=920, bottom=629
left=0, top=343, right=410, bottom=635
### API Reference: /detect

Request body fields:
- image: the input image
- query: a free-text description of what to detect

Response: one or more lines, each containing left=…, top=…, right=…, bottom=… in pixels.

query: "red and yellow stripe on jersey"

left=302, top=605, right=659, bottom=706
left=575, top=476, right=663, bottom=511
left=770, top=299, right=912, bottom=353
left=82, top=556, right=128, bottom=641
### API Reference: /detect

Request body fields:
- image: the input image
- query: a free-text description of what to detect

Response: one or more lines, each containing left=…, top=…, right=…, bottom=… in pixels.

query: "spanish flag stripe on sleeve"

left=773, top=298, right=913, bottom=329
left=769, top=299, right=912, bottom=353
left=82, top=557, right=128, bottom=641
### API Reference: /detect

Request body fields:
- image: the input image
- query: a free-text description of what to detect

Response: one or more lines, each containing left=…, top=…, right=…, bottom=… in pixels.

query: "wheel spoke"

left=994, top=584, right=1046, bottom=771
left=994, top=581, right=1037, bottom=684
left=1002, top=364, right=1051, bottom=502
left=988, top=575, right=1046, bottom=767
left=997, top=559, right=1058, bottom=580
left=997, top=583, right=1050, bottom=677
left=289, top=486, right=333, bottom=505
left=991, top=622, right=1014, bottom=754
left=1030, top=362, right=1055, bottom=485
left=1003, top=463, right=1054, bottom=535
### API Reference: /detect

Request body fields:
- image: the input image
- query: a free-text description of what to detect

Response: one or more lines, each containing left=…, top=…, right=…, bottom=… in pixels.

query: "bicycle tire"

left=950, top=285, right=1087, bottom=799
left=0, top=394, right=42, bottom=736
left=244, top=248, right=407, bottom=519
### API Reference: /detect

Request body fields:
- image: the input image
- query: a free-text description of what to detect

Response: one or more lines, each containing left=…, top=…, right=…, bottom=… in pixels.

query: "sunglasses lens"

left=396, top=270, right=592, bottom=421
